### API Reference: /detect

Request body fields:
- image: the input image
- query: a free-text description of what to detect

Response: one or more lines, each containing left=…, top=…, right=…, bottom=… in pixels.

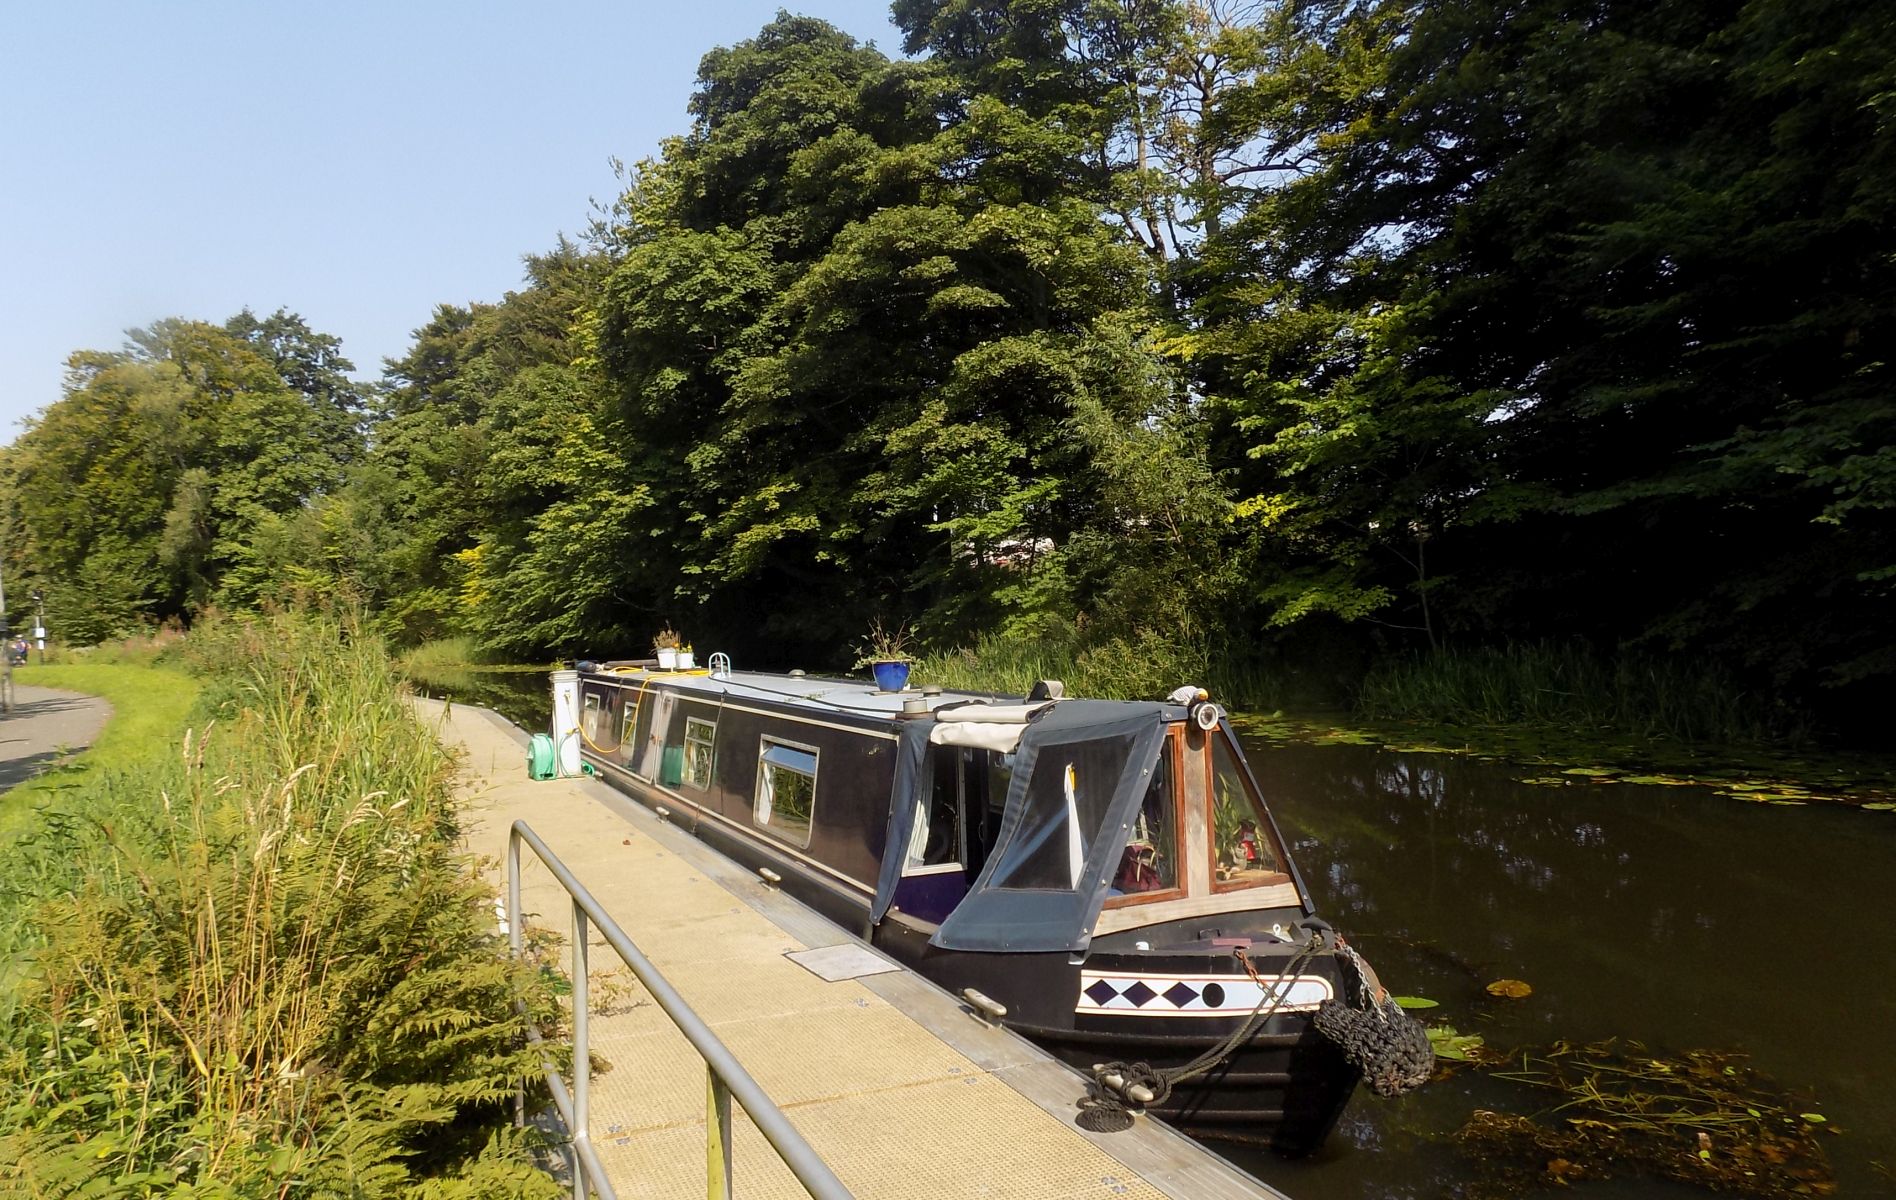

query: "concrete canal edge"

left=419, top=696, right=1294, bottom=1200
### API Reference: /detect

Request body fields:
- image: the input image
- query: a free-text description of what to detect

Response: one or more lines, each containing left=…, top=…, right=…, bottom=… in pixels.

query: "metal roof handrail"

left=507, top=819, right=855, bottom=1200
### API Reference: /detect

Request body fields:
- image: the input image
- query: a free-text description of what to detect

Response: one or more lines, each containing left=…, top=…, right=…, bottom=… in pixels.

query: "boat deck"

left=417, top=696, right=1288, bottom=1200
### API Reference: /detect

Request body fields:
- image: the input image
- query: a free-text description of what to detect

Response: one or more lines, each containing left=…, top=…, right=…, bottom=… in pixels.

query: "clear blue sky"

left=0, top=0, right=902, bottom=442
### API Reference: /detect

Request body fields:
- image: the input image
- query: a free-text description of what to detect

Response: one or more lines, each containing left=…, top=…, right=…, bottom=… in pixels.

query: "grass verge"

left=0, top=662, right=200, bottom=842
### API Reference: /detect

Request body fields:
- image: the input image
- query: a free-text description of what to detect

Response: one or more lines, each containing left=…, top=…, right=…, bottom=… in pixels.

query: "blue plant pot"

left=872, top=660, right=911, bottom=692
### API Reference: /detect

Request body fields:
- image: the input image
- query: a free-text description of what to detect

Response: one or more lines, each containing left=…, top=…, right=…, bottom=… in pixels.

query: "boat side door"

left=888, top=744, right=1017, bottom=926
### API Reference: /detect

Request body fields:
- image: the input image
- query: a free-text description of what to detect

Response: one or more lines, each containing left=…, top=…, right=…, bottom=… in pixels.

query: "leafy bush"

left=0, top=612, right=560, bottom=1197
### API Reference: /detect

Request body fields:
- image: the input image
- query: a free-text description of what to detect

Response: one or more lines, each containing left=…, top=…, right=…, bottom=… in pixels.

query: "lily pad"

left=1393, top=995, right=1440, bottom=1010
left=1486, top=978, right=1534, bottom=999
left=1427, top=1024, right=1485, bottom=1062
left=1800, top=1112, right=1826, bottom=1124
left=1860, top=802, right=1895, bottom=811
left=1560, top=767, right=1620, bottom=778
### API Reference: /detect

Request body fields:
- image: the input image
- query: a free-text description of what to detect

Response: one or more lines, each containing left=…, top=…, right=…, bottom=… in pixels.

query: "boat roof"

left=579, top=663, right=1016, bottom=719
left=578, top=662, right=1188, bottom=728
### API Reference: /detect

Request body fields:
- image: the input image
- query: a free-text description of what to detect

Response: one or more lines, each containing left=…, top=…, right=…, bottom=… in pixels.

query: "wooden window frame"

left=1101, top=727, right=1190, bottom=909
left=1208, top=728, right=1292, bottom=895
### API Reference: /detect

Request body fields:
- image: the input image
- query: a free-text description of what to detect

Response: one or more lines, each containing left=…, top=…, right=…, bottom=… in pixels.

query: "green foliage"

left=0, top=315, right=365, bottom=635
left=0, top=614, right=559, bottom=1197
left=1357, top=643, right=1813, bottom=747
left=6, top=0, right=1892, bottom=743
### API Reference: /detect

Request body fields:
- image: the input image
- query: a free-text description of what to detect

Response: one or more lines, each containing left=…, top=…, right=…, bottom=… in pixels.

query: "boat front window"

left=1107, top=737, right=1179, bottom=901
left=988, top=734, right=1135, bottom=891
left=754, top=738, right=818, bottom=847
left=1211, top=731, right=1285, bottom=888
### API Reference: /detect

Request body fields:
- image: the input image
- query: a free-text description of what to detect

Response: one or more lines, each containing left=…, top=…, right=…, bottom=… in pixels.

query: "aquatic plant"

left=1458, top=1039, right=1835, bottom=1198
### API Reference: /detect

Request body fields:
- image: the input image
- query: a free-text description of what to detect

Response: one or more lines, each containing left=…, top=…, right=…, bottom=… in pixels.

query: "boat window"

left=627, top=692, right=656, bottom=775
left=1107, top=742, right=1178, bottom=899
left=582, top=692, right=604, bottom=743
left=754, top=738, right=818, bottom=847
left=988, top=734, right=1135, bottom=891
left=620, top=701, right=639, bottom=752
left=683, top=717, right=716, bottom=789
left=1211, top=731, right=1283, bottom=887
left=906, top=748, right=966, bottom=873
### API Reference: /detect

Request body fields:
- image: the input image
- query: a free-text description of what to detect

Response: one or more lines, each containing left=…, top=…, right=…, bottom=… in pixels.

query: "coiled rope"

left=1078, top=931, right=1326, bottom=1133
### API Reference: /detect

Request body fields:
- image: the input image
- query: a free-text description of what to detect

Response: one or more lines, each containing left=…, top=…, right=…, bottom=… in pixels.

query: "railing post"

left=707, top=1072, right=733, bottom=1200
left=573, top=898, right=591, bottom=1199
left=509, top=829, right=525, bottom=1130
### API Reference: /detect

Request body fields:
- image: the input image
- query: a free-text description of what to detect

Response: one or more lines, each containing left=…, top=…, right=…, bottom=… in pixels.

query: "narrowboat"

left=554, top=657, right=1413, bottom=1153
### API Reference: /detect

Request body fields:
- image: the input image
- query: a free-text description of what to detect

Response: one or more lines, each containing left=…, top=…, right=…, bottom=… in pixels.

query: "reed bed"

left=0, top=612, right=559, bottom=1197
left=1356, top=642, right=1811, bottom=746
left=913, top=626, right=1293, bottom=711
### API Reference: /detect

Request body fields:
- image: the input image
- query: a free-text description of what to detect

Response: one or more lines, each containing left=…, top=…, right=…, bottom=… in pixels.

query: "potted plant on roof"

left=653, top=626, right=682, bottom=670
left=854, top=619, right=914, bottom=693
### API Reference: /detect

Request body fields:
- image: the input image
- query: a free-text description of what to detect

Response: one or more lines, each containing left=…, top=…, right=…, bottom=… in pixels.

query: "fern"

left=0, top=612, right=563, bottom=1198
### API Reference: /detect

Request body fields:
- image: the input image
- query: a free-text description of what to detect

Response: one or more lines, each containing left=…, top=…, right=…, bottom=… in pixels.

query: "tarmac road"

left=0, top=684, right=113, bottom=794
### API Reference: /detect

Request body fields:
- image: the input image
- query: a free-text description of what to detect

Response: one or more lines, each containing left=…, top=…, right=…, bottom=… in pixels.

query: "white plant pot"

left=678, top=650, right=696, bottom=669
left=657, top=647, right=679, bottom=669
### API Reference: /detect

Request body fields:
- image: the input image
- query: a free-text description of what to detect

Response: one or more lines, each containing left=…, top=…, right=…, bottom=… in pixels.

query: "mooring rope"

left=1078, top=923, right=1433, bottom=1132
left=1078, top=932, right=1326, bottom=1133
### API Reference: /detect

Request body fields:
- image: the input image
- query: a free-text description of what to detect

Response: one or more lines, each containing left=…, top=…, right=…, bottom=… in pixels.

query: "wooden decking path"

left=416, top=696, right=1288, bottom=1200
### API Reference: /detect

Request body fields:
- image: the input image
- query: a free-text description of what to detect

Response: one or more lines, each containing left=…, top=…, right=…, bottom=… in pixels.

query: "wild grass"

left=0, top=662, right=200, bottom=843
left=0, top=612, right=559, bottom=1197
left=398, top=636, right=541, bottom=678
left=44, top=624, right=189, bottom=666
left=1355, top=642, right=1812, bottom=747
left=914, top=626, right=1292, bottom=710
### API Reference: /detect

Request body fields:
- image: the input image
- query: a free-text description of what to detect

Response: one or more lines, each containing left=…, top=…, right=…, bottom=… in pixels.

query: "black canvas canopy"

left=871, top=699, right=1175, bottom=953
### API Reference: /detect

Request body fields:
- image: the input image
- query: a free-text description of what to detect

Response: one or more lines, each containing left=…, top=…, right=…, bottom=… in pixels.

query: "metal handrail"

left=507, top=819, right=855, bottom=1200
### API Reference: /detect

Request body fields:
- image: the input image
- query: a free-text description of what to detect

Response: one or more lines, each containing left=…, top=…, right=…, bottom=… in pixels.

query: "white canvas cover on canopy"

left=926, top=701, right=1055, bottom=753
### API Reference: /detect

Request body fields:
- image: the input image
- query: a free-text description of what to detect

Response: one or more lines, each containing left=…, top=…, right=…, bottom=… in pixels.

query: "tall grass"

left=1355, top=642, right=1811, bottom=746
left=0, top=613, right=559, bottom=1197
left=915, top=626, right=1293, bottom=710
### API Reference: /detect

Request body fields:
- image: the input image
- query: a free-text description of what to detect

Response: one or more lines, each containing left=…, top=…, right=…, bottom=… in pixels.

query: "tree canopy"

left=4, top=0, right=1889, bottom=737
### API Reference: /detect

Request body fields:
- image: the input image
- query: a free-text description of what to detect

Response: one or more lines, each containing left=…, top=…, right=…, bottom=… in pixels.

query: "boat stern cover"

left=872, top=699, right=1174, bottom=953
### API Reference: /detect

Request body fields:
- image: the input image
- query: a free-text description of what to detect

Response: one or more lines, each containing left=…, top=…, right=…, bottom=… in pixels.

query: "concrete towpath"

left=415, top=696, right=1286, bottom=1200
left=0, top=684, right=114, bottom=794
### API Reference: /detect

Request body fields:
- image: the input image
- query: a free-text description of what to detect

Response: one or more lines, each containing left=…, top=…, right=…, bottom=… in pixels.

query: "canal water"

left=438, top=669, right=1895, bottom=1197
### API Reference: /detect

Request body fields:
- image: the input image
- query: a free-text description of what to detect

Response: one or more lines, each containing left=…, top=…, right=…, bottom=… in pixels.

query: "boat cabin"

left=567, top=664, right=1310, bottom=953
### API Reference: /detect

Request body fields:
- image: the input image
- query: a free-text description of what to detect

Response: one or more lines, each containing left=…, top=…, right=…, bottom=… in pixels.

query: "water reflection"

left=1241, top=738, right=1896, bottom=1198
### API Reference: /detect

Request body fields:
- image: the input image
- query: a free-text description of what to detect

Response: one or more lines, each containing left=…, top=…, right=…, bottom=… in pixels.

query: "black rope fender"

left=1312, top=942, right=1434, bottom=1097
